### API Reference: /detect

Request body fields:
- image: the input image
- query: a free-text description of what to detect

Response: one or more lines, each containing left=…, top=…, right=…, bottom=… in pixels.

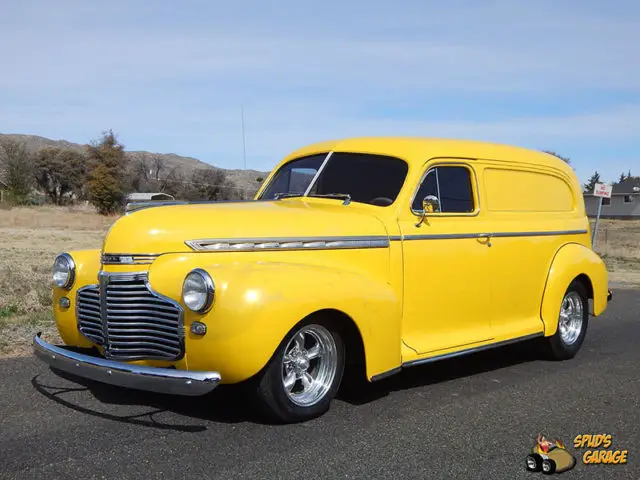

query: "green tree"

left=33, top=147, right=86, bottom=204
left=86, top=130, right=127, bottom=214
left=583, top=171, right=601, bottom=193
left=543, top=150, right=571, bottom=165
left=0, top=139, right=33, bottom=203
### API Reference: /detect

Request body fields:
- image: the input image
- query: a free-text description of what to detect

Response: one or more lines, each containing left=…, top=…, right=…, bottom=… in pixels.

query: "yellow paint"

left=51, top=137, right=610, bottom=383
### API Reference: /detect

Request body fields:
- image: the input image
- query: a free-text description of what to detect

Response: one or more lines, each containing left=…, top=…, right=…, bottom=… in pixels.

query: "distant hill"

left=0, top=133, right=269, bottom=195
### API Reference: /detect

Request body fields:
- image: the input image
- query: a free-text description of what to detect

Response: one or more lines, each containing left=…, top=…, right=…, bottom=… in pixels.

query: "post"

left=241, top=104, right=247, bottom=170
left=592, top=196, right=603, bottom=248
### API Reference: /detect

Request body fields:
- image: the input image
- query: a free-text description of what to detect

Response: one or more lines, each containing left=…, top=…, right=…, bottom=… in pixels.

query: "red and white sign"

left=593, top=183, right=612, bottom=198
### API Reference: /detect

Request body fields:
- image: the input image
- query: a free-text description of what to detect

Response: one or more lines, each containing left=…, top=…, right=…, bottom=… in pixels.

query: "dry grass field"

left=0, top=205, right=638, bottom=357
left=0, top=205, right=116, bottom=357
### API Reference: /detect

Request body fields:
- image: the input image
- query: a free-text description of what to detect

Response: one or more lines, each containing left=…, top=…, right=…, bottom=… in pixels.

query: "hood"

left=102, top=199, right=390, bottom=254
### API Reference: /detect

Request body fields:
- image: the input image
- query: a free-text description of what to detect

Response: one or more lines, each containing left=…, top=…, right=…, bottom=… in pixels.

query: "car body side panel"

left=540, top=243, right=609, bottom=336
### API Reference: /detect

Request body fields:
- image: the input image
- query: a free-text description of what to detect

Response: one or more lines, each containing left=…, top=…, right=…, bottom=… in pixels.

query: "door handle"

left=478, top=233, right=492, bottom=247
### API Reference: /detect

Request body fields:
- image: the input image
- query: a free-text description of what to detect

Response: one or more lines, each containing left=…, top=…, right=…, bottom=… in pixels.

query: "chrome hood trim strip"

left=101, top=253, right=161, bottom=265
left=185, top=235, right=390, bottom=252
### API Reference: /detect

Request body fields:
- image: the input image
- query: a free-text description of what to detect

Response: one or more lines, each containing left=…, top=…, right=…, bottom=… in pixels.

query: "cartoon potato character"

left=526, top=434, right=576, bottom=475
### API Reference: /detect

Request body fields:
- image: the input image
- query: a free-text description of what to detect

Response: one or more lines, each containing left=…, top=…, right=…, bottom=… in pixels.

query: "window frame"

left=257, top=152, right=329, bottom=200
left=623, top=195, right=634, bottom=204
left=602, top=197, right=611, bottom=206
left=409, top=161, right=480, bottom=217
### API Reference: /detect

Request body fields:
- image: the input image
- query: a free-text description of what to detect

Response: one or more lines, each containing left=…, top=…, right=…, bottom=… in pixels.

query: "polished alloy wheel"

left=281, top=324, right=337, bottom=407
left=558, top=291, right=583, bottom=345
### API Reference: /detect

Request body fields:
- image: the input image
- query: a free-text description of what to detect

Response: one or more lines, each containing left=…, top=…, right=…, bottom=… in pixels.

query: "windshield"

left=259, top=152, right=408, bottom=206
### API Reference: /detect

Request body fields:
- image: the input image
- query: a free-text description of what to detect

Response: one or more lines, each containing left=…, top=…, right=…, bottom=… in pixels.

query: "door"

left=399, top=161, right=493, bottom=355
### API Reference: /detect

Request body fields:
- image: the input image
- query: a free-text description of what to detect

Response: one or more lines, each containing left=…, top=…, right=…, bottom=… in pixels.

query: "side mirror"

left=416, top=195, right=440, bottom=227
left=422, top=195, right=440, bottom=213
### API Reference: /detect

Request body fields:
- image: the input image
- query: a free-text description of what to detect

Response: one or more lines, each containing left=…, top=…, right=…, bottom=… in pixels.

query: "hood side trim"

left=185, top=235, right=390, bottom=252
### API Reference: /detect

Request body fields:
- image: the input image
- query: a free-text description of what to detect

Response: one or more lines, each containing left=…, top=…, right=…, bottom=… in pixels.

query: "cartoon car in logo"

left=526, top=434, right=576, bottom=475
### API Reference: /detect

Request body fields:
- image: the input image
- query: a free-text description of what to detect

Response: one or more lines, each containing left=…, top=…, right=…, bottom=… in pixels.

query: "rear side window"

left=412, top=165, right=475, bottom=213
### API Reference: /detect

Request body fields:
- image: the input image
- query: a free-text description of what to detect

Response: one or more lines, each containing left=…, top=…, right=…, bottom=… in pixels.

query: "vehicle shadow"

left=337, top=338, right=544, bottom=405
left=32, top=338, right=545, bottom=428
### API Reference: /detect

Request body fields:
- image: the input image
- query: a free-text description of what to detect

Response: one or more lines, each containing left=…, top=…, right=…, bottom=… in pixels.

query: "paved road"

left=1, top=289, right=638, bottom=480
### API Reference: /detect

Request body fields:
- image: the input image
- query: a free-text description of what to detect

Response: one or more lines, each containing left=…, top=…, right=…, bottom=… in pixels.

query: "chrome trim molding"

left=303, top=151, right=333, bottom=196
left=185, top=235, right=390, bottom=252
left=399, top=229, right=588, bottom=241
left=184, top=229, right=587, bottom=251
left=33, top=333, right=220, bottom=396
left=101, top=253, right=161, bottom=265
left=402, top=333, right=543, bottom=369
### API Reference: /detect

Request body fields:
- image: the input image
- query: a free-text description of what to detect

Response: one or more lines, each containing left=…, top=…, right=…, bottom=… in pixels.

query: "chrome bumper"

left=33, top=333, right=221, bottom=396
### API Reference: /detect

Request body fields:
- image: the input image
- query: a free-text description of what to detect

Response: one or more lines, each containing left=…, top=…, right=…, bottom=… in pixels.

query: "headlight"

left=53, top=253, right=75, bottom=289
left=182, top=268, right=215, bottom=313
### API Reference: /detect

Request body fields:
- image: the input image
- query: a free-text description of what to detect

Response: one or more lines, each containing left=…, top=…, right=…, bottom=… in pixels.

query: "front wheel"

left=251, top=321, right=345, bottom=423
left=544, top=280, right=589, bottom=360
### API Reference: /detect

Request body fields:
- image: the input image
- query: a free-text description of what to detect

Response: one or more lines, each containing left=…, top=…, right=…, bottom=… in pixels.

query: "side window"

left=412, top=165, right=475, bottom=213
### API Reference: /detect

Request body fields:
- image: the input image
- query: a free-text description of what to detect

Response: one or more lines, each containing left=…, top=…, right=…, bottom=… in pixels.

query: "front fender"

left=148, top=253, right=401, bottom=383
left=53, top=249, right=102, bottom=348
left=540, top=243, right=609, bottom=336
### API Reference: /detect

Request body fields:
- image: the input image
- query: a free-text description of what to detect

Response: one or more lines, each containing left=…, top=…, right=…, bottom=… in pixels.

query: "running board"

left=370, top=332, right=544, bottom=382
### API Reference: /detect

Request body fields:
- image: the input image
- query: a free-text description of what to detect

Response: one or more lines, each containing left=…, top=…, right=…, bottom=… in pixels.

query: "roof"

left=280, top=137, right=573, bottom=174
left=126, top=192, right=175, bottom=201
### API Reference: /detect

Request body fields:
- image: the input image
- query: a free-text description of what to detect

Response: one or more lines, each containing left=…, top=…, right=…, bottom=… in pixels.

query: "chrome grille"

left=77, top=286, right=104, bottom=345
left=76, top=272, right=184, bottom=361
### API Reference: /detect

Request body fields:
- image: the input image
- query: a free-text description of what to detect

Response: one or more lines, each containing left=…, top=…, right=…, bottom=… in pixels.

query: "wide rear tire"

left=544, top=279, right=589, bottom=360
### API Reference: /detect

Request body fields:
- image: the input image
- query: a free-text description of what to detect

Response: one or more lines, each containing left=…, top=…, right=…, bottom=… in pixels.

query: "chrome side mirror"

left=415, top=195, right=440, bottom=227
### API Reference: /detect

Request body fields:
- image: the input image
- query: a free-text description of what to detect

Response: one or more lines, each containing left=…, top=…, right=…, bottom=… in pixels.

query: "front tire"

left=526, top=454, right=542, bottom=472
left=251, top=320, right=345, bottom=423
left=544, top=280, right=589, bottom=360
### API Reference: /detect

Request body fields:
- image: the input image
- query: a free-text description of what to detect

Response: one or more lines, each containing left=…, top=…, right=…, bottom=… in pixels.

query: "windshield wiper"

left=273, top=192, right=304, bottom=200
left=308, top=193, right=351, bottom=205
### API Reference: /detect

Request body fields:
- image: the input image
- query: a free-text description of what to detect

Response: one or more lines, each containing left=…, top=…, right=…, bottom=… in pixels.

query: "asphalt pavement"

left=1, top=288, right=638, bottom=479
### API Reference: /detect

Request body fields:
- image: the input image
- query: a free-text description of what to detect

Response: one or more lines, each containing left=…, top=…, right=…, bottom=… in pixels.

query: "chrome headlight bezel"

left=53, top=253, right=75, bottom=290
left=182, top=268, right=215, bottom=313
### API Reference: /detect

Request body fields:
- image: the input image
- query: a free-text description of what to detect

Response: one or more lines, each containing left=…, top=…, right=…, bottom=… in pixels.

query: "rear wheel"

left=251, top=320, right=345, bottom=423
left=544, top=280, right=589, bottom=360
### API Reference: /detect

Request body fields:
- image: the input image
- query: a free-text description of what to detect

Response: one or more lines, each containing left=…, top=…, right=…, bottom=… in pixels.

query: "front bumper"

left=33, top=333, right=221, bottom=396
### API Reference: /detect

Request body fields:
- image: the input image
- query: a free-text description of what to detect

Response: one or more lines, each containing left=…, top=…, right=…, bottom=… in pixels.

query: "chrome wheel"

left=558, top=291, right=583, bottom=346
left=281, top=324, right=338, bottom=407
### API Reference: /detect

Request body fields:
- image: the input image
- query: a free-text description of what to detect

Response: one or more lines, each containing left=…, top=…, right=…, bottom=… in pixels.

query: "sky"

left=1, top=0, right=639, bottom=184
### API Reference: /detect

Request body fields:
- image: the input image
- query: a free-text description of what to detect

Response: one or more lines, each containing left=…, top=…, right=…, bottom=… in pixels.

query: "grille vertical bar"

left=76, top=272, right=184, bottom=361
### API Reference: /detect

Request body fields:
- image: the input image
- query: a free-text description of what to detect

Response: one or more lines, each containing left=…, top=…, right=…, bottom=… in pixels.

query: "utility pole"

left=241, top=104, right=247, bottom=170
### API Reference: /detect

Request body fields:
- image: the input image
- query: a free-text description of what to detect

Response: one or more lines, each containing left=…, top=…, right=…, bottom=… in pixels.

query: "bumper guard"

left=33, top=333, right=221, bottom=396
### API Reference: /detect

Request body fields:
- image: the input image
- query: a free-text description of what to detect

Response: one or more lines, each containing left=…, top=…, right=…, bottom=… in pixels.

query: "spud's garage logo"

left=573, top=434, right=628, bottom=465
left=526, top=434, right=576, bottom=474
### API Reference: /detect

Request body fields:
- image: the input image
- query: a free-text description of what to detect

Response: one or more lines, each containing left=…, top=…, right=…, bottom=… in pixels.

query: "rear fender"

left=540, top=243, right=609, bottom=336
